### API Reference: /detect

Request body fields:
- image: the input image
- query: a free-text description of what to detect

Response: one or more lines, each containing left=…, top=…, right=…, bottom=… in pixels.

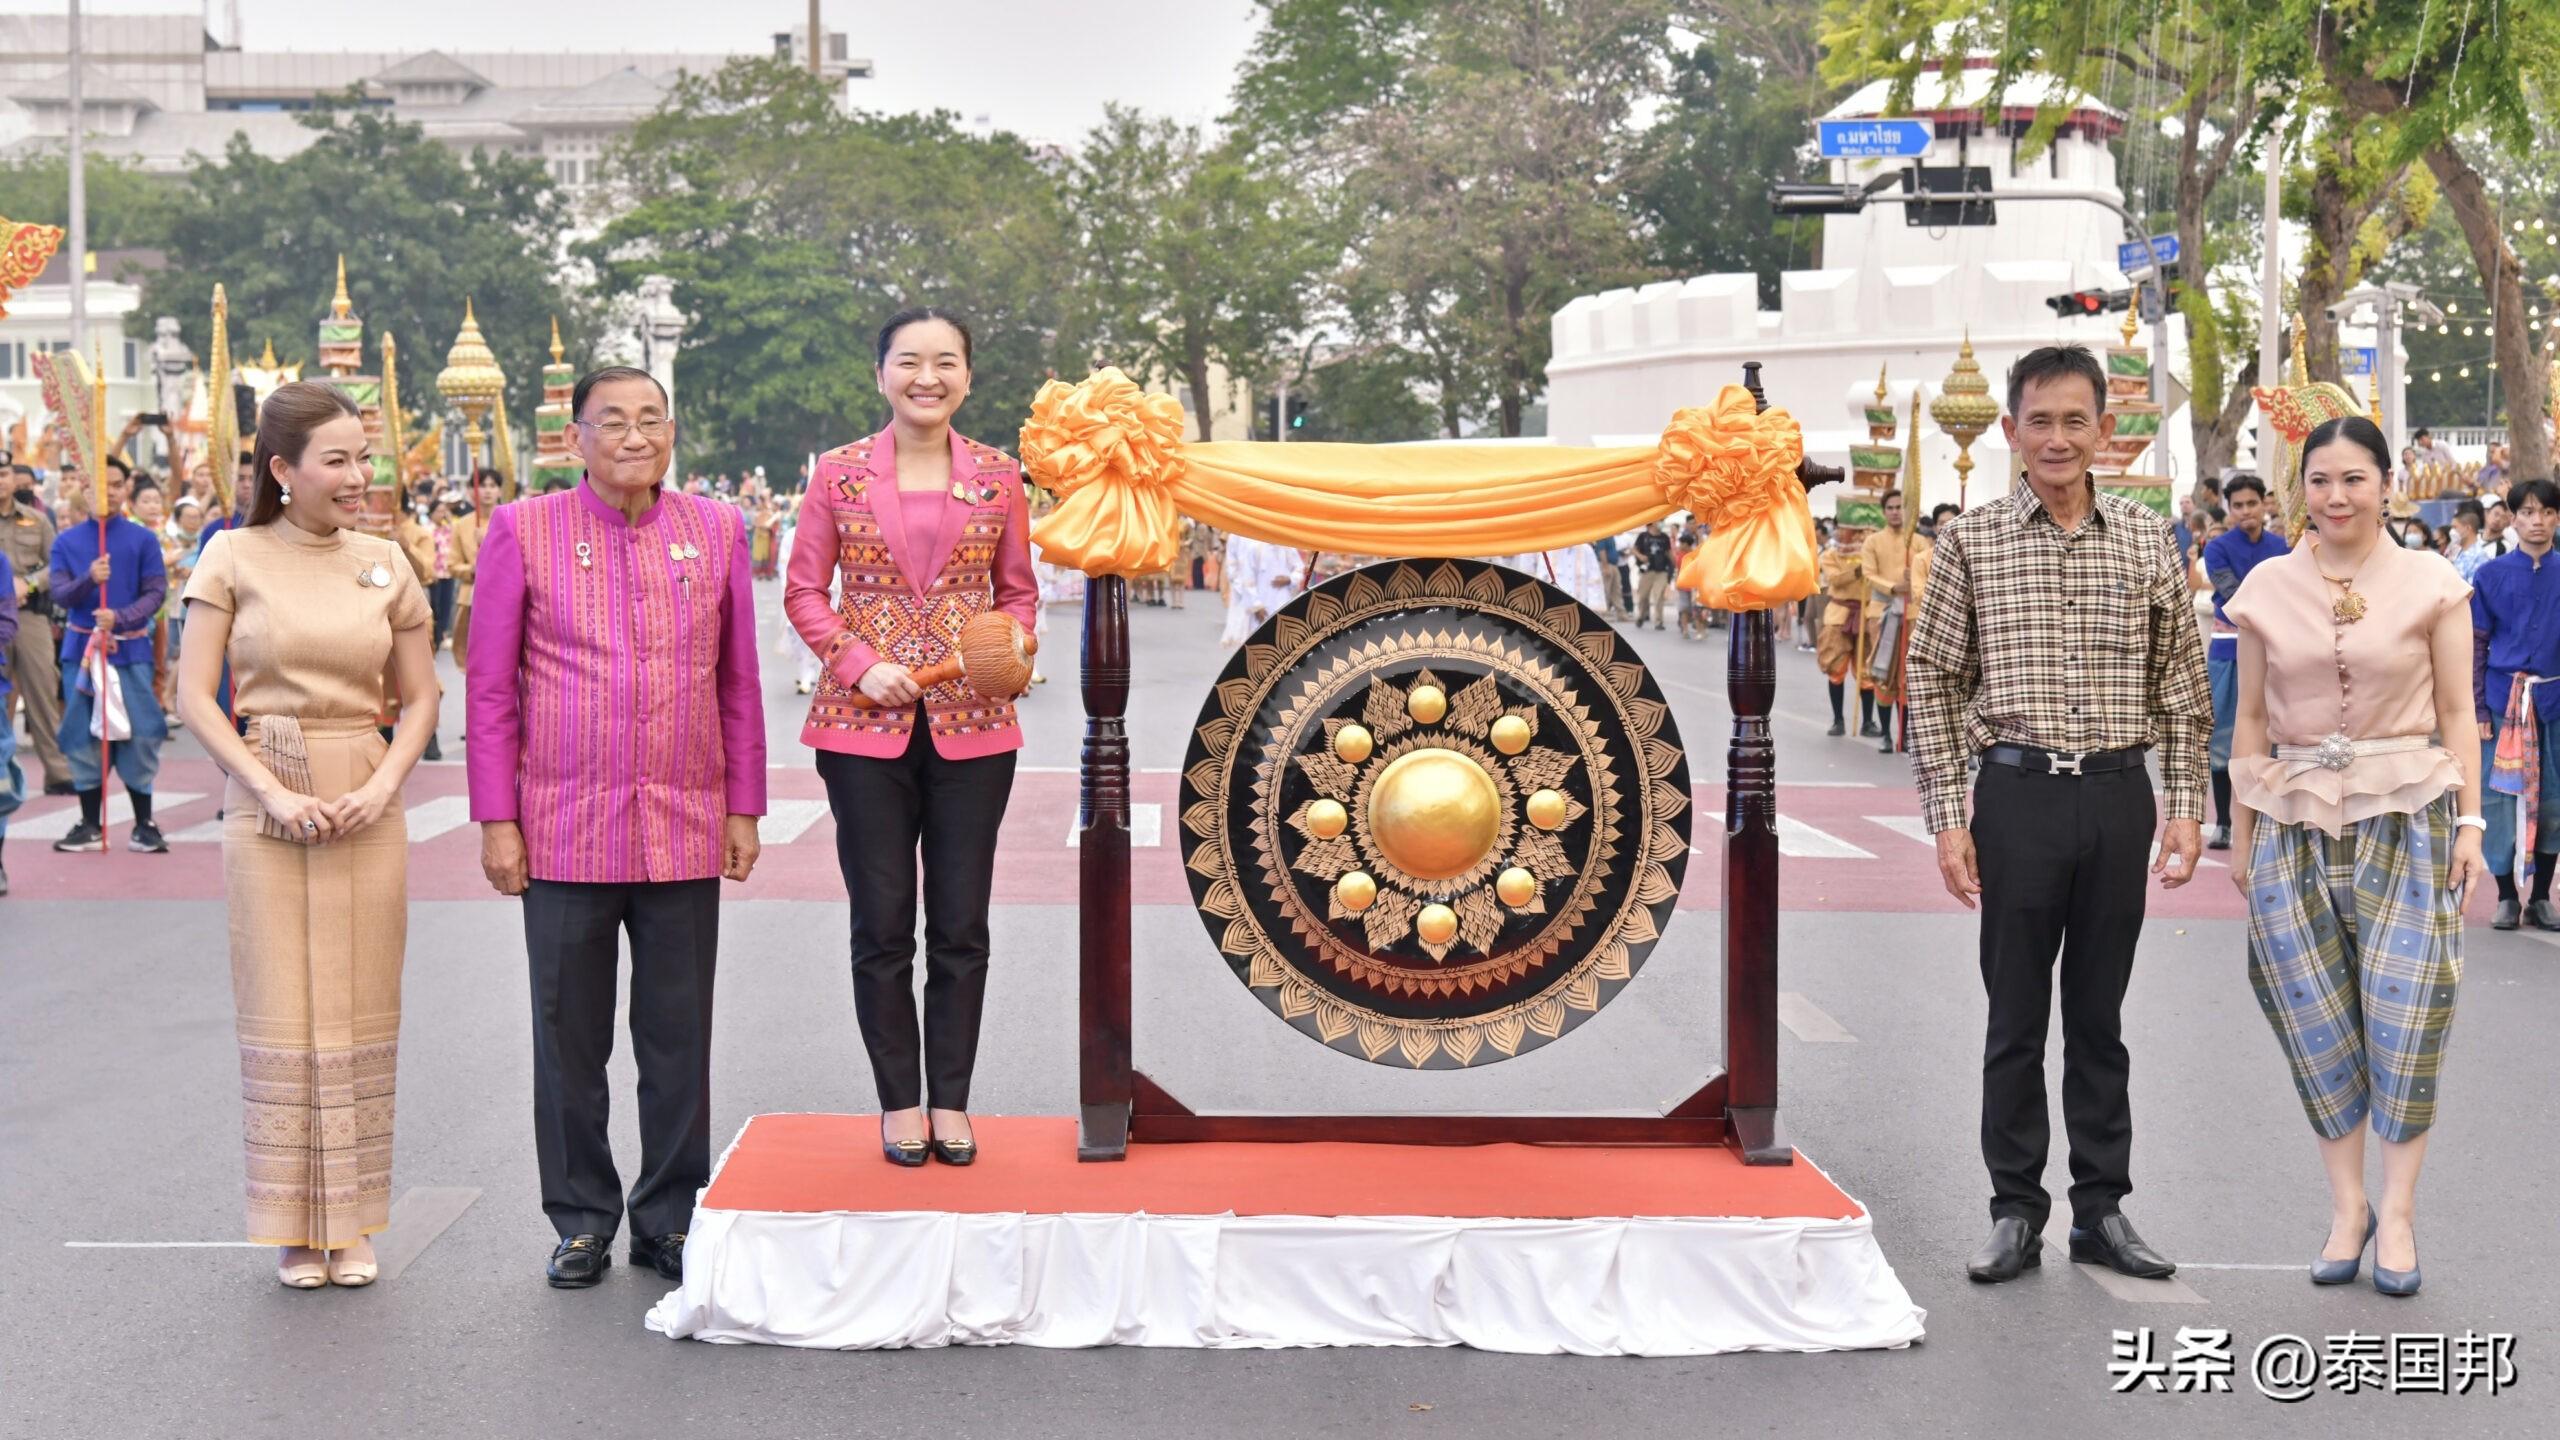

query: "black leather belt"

left=1981, top=743, right=2147, bottom=777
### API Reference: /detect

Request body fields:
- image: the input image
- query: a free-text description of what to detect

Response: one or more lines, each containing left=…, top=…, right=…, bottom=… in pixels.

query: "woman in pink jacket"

left=786, top=308, right=1037, bottom=1168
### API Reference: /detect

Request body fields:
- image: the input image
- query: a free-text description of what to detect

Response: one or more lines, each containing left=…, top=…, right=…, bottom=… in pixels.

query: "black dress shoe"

left=2207, top=825, right=2231, bottom=851
left=2528, top=899, right=2560, bottom=932
left=630, top=1232, right=686, bottom=1281
left=1966, top=1216, right=2042, bottom=1283
left=546, top=1234, right=613, bottom=1288
left=1826, top=719, right=1846, bottom=737
left=1858, top=718, right=1882, bottom=738
left=2495, top=897, right=2522, bottom=930
left=2069, top=1213, right=2176, bottom=1278
left=929, top=1133, right=977, bottom=1166
left=880, top=1118, right=928, bottom=1168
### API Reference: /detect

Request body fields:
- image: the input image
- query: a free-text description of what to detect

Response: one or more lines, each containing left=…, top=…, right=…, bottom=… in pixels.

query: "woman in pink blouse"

left=2227, top=416, right=2487, bottom=1298
left=786, top=308, right=1037, bottom=1168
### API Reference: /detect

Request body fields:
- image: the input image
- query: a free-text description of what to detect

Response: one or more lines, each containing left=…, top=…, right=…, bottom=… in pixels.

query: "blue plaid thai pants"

left=2243, top=796, right=2463, bottom=1143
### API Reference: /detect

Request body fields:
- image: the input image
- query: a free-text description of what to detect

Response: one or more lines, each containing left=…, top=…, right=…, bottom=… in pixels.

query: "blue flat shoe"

left=2311, top=1205, right=2376, bottom=1286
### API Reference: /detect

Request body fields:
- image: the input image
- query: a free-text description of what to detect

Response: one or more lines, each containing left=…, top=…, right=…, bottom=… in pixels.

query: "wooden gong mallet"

left=850, top=611, right=1039, bottom=704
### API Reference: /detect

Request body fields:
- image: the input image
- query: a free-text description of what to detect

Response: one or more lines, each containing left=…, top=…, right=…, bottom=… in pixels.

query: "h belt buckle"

left=2046, top=751, right=2086, bottom=776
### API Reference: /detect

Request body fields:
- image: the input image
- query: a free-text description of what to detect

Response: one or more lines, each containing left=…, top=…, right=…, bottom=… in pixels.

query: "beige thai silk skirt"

left=223, top=717, right=406, bottom=1248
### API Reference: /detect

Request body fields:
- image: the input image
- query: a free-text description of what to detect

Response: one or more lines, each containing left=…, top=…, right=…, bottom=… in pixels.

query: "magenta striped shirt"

left=465, top=481, right=767, bottom=883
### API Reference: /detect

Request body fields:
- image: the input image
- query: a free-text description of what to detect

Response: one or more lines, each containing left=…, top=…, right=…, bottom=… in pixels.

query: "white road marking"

left=1068, top=803, right=1163, bottom=848
left=64, top=1241, right=264, bottom=1248
left=11, top=790, right=204, bottom=841
left=1773, top=815, right=1875, bottom=860
left=1866, top=814, right=1937, bottom=847
left=400, top=795, right=475, bottom=843
left=374, top=1186, right=481, bottom=1282
left=169, top=818, right=227, bottom=844
left=2180, top=1263, right=2309, bottom=1271
left=2041, top=1216, right=2210, bottom=1304
left=758, top=799, right=832, bottom=845
left=1777, top=992, right=1857, bottom=1043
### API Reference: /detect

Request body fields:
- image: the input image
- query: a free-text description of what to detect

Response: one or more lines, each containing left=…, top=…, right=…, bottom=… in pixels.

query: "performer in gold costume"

left=1858, top=491, right=1933, bottom=754
left=1816, top=512, right=1874, bottom=737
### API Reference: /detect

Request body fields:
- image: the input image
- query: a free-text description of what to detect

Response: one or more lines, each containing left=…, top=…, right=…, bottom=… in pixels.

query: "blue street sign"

left=1816, top=118, right=1932, bottom=159
left=2116, top=234, right=2181, bottom=272
left=2342, top=346, right=2378, bottom=378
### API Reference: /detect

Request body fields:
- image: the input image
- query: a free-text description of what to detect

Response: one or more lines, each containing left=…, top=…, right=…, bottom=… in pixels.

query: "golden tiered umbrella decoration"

left=1929, top=332, right=1999, bottom=509
left=437, top=298, right=506, bottom=471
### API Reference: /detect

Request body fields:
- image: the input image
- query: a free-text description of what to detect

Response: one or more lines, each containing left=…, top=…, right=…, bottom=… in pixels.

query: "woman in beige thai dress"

left=174, top=382, right=439, bottom=1288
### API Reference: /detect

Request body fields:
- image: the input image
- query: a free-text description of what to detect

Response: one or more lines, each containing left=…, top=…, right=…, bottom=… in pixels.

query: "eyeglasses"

left=576, top=418, right=673, bottom=443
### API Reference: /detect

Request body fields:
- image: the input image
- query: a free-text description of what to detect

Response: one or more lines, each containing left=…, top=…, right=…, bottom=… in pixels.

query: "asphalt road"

left=3, top=580, right=2553, bottom=1439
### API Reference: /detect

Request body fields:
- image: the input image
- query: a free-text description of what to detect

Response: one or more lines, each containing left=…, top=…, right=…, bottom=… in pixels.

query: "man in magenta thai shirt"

left=465, top=365, right=766, bottom=1289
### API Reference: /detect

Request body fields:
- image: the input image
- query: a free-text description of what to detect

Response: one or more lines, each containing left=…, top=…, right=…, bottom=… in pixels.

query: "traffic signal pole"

left=1275, top=377, right=1287, bottom=443
left=1771, top=185, right=2171, bottom=406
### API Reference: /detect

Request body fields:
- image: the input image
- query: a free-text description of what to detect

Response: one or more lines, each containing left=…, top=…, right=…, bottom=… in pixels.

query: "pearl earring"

left=281, top=484, right=293, bottom=503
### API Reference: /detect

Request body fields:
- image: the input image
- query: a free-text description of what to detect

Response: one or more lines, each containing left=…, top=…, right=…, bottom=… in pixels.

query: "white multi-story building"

left=1546, top=61, right=2216, bottom=513
left=0, top=11, right=873, bottom=198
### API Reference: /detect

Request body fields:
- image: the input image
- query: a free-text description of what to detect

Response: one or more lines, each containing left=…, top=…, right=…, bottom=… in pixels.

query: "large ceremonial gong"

left=1180, top=559, right=1691, bottom=1069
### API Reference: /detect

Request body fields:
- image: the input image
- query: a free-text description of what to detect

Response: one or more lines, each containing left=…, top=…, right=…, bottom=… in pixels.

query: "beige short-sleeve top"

left=184, top=521, right=430, bottom=722
left=2224, top=540, right=2469, bottom=834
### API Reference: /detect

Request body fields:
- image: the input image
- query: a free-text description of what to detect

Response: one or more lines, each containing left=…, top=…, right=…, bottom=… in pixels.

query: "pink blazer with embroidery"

left=784, top=427, right=1039, bottom=759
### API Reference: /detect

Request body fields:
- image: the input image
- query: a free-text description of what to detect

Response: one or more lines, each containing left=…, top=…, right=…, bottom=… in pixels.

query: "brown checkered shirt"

left=1905, top=475, right=2211, bottom=834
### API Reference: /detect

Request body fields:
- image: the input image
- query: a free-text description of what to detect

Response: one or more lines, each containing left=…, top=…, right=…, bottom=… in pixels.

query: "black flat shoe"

left=2207, top=826, right=2231, bottom=851
left=2528, top=898, right=2560, bottom=932
left=1966, top=1216, right=2041, bottom=1283
left=1826, top=719, right=1846, bottom=737
left=880, top=1119, right=928, bottom=1168
left=2494, top=897, right=2522, bottom=930
left=2069, top=1213, right=2177, bottom=1279
left=930, top=1112, right=978, bottom=1166
left=630, top=1232, right=686, bottom=1281
left=546, top=1234, right=612, bottom=1288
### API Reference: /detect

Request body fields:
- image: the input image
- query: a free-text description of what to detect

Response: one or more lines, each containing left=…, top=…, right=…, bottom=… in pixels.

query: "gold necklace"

left=2316, top=562, right=2366, bottom=624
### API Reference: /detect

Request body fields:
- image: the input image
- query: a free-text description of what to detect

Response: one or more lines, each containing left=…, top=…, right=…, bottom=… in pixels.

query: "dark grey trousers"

left=522, top=877, right=718, bottom=1241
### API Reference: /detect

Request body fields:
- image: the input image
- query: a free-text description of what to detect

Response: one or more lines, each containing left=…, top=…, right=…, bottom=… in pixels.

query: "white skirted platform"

left=644, top=1115, right=1925, bottom=1356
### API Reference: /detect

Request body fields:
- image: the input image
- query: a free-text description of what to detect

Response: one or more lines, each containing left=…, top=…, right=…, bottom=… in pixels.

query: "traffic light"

left=2046, top=288, right=2134, bottom=318
left=1261, top=392, right=1312, bottom=438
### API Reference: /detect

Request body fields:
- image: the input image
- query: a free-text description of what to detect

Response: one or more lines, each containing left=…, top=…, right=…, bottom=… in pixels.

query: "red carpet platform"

left=645, top=1115, right=1926, bottom=1355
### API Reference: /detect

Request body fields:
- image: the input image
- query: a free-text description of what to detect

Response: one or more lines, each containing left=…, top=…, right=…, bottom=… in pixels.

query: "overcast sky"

left=28, top=0, right=1263, bottom=143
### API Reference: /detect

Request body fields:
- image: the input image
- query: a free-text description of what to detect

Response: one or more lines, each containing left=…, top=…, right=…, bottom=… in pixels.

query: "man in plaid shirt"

left=1905, top=345, right=2211, bottom=1287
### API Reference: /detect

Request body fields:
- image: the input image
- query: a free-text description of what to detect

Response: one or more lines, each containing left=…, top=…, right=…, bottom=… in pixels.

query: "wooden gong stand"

left=1074, top=361, right=1839, bottom=1162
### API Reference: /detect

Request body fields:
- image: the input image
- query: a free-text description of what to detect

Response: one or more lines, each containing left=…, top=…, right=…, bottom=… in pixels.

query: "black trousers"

left=1973, top=763, right=2153, bottom=1231
left=522, top=878, right=719, bottom=1241
left=817, top=738, right=1017, bottom=1111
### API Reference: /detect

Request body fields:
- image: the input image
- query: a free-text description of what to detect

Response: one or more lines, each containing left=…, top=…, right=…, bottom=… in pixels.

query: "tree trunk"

left=2196, top=379, right=2256, bottom=478
left=2168, top=76, right=2247, bottom=483
left=2422, top=142, right=2550, bottom=478
left=1183, top=332, right=1215, bottom=442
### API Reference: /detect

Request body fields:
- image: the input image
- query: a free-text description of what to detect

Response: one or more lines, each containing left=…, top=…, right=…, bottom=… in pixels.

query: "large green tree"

left=1822, top=0, right=2280, bottom=475
left=0, top=153, right=180, bottom=251
left=1066, top=107, right=1329, bottom=437
left=587, top=60, right=1078, bottom=478
left=1630, top=14, right=1833, bottom=310
left=1240, top=0, right=1674, bottom=436
left=2284, top=0, right=2560, bottom=475
left=136, top=105, right=581, bottom=421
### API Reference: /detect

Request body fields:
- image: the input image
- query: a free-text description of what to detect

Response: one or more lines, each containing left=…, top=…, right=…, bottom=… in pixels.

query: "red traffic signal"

left=2045, top=288, right=2133, bottom=317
